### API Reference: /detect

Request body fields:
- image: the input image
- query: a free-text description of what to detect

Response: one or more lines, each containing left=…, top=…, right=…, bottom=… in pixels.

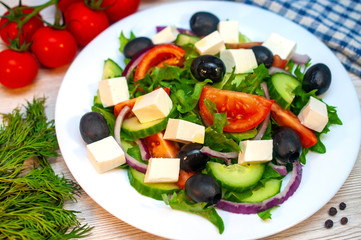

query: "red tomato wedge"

left=143, top=131, right=180, bottom=158
left=114, top=88, right=170, bottom=117
left=176, top=170, right=196, bottom=190
left=272, top=54, right=288, bottom=69
left=199, top=86, right=273, bottom=132
left=271, top=103, right=317, bottom=148
left=133, top=44, right=185, bottom=81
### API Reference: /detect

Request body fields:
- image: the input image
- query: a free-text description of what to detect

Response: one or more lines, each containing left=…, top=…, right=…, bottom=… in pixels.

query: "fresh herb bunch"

left=0, top=98, right=92, bottom=239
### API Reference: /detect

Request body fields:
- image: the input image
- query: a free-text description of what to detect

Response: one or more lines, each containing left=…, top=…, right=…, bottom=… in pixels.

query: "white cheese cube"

left=152, top=25, right=179, bottom=44
left=220, top=49, right=258, bottom=73
left=238, top=140, right=273, bottom=164
left=195, top=31, right=226, bottom=55
left=218, top=20, right=239, bottom=43
left=98, top=77, right=129, bottom=108
left=298, top=96, right=328, bottom=132
left=144, top=158, right=180, bottom=183
left=163, top=118, right=205, bottom=144
left=262, top=32, right=296, bottom=60
left=132, top=88, right=172, bottom=123
left=86, top=136, right=126, bottom=173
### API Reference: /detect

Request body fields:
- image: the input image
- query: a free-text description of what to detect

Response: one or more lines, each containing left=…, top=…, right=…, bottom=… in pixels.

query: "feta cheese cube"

left=238, top=140, right=273, bottom=164
left=217, top=20, right=239, bottom=43
left=86, top=136, right=126, bottom=173
left=98, top=77, right=129, bottom=108
left=220, top=49, right=258, bottom=73
left=152, top=25, right=179, bottom=44
left=144, top=158, right=180, bottom=183
left=298, top=96, right=328, bottom=132
left=132, top=88, right=172, bottom=123
left=262, top=32, right=296, bottom=60
left=195, top=31, right=226, bottom=55
left=164, top=118, right=205, bottom=144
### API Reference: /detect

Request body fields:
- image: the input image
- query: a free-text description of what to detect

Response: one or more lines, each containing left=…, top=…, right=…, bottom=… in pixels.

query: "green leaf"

left=163, top=191, right=225, bottom=234
left=257, top=206, right=280, bottom=220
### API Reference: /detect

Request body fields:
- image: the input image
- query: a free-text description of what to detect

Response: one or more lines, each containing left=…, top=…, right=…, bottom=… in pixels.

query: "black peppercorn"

left=328, top=207, right=337, bottom=216
left=340, top=217, right=348, bottom=225
left=339, top=202, right=346, bottom=210
left=324, top=219, right=333, bottom=229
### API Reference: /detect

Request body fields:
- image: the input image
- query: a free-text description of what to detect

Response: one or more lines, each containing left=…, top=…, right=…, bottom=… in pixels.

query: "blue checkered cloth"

left=234, top=0, right=361, bottom=76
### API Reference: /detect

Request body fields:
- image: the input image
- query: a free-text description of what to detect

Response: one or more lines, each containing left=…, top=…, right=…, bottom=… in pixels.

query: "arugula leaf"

left=163, top=191, right=225, bottom=234
left=257, top=206, right=280, bottom=220
left=119, top=31, right=136, bottom=65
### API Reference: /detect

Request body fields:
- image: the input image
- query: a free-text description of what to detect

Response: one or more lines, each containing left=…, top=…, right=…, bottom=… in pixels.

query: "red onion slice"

left=156, top=26, right=195, bottom=35
left=291, top=53, right=310, bottom=65
left=215, top=161, right=302, bottom=214
left=114, top=106, right=148, bottom=173
left=252, top=82, right=270, bottom=140
left=268, top=162, right=288, bottom=176
left=122, top=46, right=154, bottom=78
left=135, top=139, right=151, bottom=161
left=268, top=66, right=291, bottom=75
left=200, top=146, right=238, bottom=165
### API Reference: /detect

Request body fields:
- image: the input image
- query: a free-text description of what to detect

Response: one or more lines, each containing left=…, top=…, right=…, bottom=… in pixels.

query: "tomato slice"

left=143, top=131, right=180, bottom=158
left=225, top=41, right=263, bottom=49
left=271, top=103, right=317, bottom=148
left=114, top=87, right=170, bottom=117
left=133, top=44, right=185, bottom=81
left=272, top=54, right=288, bottom=69
left=176, top=170, right=196, bottom=189
left=199, top=86, right=273, bottom=132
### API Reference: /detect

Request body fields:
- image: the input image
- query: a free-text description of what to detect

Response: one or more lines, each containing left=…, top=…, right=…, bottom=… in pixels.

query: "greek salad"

left=79, top=11, right=342, bottom=234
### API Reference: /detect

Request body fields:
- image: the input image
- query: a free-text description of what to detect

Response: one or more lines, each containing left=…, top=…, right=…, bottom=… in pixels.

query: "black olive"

left=250, top=45, right=274, bottom=68
left=272, top=127, right=302, bottom=164
left=191, top=55, right=226, bottom=83
left=178, top=143, right=209, bottom=172
left=185, top=173, right=222, bottom=206
left=79, top=112, right=110, bottom=144
left=190, top=11, right=219, bottom=37
left=302, top=63, right=331, bottom=95
left=123, top=37, right=153, bottom=59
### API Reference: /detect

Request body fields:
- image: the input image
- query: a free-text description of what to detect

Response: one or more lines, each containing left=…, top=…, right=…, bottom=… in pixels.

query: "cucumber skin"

left=267, top=73, right=301, bottom=109
left=128, top=167, right=180, bottom=201
left=102, top=58, right=123, bottom=79
left=121, top=117, right=168, bottom=141
left=175, top=33, right=200, bottom=46
left=240, top=179, right=282, bottom=203
left=206, top=162, right=266, bottom=192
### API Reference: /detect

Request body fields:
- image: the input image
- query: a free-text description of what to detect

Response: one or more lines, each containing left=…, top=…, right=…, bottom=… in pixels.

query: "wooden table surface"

left=1, top=0, right=360, bottom=239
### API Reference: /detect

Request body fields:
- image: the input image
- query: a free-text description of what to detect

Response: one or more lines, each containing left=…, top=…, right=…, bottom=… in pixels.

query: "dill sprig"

left=0, top=98, right=93, bottom=240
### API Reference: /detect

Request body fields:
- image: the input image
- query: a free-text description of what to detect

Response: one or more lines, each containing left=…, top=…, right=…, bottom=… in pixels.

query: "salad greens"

left=90, top=27, right=342, bottom=234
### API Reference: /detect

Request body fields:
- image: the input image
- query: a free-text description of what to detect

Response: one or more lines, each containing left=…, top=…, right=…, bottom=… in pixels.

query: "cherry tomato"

left=134, top=44, right=185, bottom=81
left=101, top=0, right=140, bottom=23
left=64, top=2, right=109, bottom=47
left=0, top=6, right=43, bottom=46
left=199, top=86, right=273, bottom=132
left=58, top=0, right=82, bottom=12
left=30, top=26, right=77, bottom=68
left=272, top=54, right=288, bottom=69
left=271, top=102, right=317, bottom=148
left=0, top=49, right=38, bottom=88
left=143, top=131, right=180, bottom=158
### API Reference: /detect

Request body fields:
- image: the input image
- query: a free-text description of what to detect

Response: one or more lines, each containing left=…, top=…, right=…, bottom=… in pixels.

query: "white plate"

left=55, top=1, right=361, bottom=239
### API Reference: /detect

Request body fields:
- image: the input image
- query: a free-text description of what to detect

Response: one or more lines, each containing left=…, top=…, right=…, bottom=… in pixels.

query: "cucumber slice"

left=267, top=73, right=301, bottom=109
left=175, top=33, right=200, bottom=46
left=121, top=116, right=168, bottom=140
left=206, top=162, right=265, bottom=191
left=128, top=167, right=179, bottom=200
left=240, top=179, right=282, bottom=203
left=102, top=58, right=123, bottom=79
